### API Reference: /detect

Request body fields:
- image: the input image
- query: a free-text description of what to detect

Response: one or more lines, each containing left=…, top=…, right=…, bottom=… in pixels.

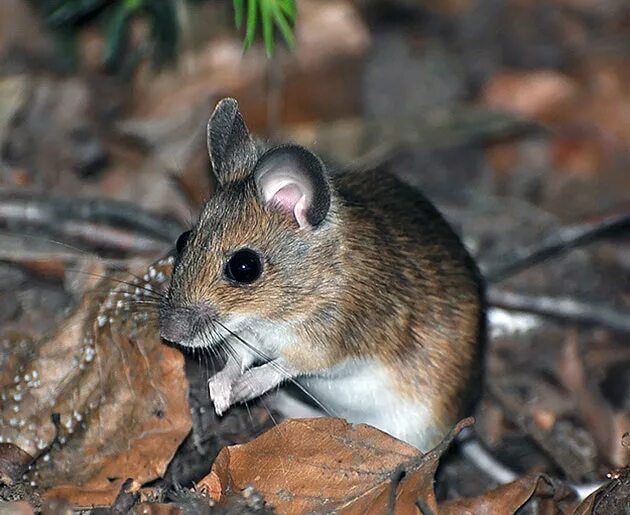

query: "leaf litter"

left=0, top=258, right=191, bottom=508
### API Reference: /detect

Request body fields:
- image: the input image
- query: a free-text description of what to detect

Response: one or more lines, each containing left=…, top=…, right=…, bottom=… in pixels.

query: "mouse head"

left=159, top=98, right=341, bottom=348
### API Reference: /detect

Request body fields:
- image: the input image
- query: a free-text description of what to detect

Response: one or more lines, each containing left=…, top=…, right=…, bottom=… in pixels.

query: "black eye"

left=176, top=230, right=191, bottom=255
left=225, top=249, right=263, bottom=284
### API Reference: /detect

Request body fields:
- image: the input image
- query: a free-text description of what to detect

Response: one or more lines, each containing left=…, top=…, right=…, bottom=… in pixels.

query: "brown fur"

left=162, top=98, right=484, bottom=443
left=167, top=164, right=484, bottom=434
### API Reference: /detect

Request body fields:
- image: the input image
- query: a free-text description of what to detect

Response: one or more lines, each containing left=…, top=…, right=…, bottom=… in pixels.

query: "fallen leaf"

left=0, top=257, right=191, bottom=508
left=482, top=70, right=580, bottom=123
left=200, top=416, right=473, bottom=513
left=0, top=443, right=32, bottom=486
left=441, top=473, right=577, bottom=514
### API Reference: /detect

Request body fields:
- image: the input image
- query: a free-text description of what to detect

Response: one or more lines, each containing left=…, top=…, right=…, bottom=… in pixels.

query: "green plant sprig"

left=32, top=0, right=296, bottom=72
left=233, top=0, right=296, bottom=57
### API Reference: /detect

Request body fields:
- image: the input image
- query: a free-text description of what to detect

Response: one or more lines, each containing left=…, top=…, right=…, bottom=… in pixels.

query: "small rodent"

left=159, top=98, right=484, bottom=452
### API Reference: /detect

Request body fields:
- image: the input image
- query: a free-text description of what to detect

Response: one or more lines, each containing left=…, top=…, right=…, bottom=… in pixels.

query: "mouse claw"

left=208, top=376, right=232, bottom=416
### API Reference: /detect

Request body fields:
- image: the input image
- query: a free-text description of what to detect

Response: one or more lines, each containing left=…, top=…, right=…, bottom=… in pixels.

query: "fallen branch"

left=484, top=210, right=630, bottom=283
left=487, top=382, right=588, bottom=483
left=487, top=288, right=630, bottom=334
left=0, top=189, right=183, bottom=244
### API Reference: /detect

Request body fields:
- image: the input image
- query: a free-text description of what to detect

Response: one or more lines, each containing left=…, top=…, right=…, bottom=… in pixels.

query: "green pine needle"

left=35, top=0, right=297, bottom=70
left=260, top=0, right=273, bottom=56
left=233, top=0, right=244, bottom=28
left=271, top=1, right=295, bottom=49
left=243, top=0, right=258, bottom=50
left=233, top=0, right=296, bottom=56
left=278, top=0, right=295, bottom=22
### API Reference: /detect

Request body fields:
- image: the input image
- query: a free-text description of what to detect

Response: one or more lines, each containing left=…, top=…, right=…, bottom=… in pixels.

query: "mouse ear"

left=254, top=145, right=331, bottom=228
left=207, top=98, right=258, bottom=185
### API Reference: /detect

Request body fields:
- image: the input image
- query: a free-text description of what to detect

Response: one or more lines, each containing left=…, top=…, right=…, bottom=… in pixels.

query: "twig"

left=483, top=210, right=630, bottom=283
left=487, top=288, right=630, bottom=334
left=0, top=189, right=184, bottom=243
left=457, top=426, right=517, bottom=484
left=108, top=478, right=141, bottom=515
left=28, top=413, right=62, bottom=470
left=487, top=382, right=587, bottom=483
left=348, top=109, right=539, bottom=174
left=415, top=498, right=435, bottom=515
left=387, top=464, right=406, bottom=515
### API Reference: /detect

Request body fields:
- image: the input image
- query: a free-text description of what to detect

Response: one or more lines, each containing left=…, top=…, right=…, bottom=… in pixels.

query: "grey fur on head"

left=207, top=98, right=258, bottom=184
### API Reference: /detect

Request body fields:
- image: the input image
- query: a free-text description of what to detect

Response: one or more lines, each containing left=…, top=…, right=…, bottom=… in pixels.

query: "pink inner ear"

left=270, top=184, right=309, bottom=228
left=272, top=184, right=302, bottom=211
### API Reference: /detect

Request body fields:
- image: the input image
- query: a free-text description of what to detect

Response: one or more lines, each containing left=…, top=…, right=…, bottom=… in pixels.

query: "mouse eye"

left=225, top=248, right=263, bottom=284
left=176, top=230, right=191, bottom=254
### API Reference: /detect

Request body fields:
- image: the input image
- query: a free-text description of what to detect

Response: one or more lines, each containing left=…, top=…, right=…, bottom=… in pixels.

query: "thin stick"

left=0, top=189, right=184, bottom=243
left=487, top=288, right=630, bottom=334
left=483, top=211, right=630, bottom=283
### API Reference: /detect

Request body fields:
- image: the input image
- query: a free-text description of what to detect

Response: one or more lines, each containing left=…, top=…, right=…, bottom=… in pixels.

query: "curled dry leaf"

left=482, top=70, right=580, bottom=123
left=198, top=416, right=474, bottom=513
left=0, top=443, right=32, bottom=486
left=441, top=473, right=577, bottom=514
left=0, top=257, right=191, bottom=508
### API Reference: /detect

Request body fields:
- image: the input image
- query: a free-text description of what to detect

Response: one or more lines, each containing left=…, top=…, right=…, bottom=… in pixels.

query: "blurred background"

left=1, top=0, right=628, bottom=221
left=0, top=0, right=629, bottom=505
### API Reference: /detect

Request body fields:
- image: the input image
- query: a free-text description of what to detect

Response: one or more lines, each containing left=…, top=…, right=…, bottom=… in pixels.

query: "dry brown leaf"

left=0, top=443, right=32, bottom=486
left=441, top=473, right=577, bottom=514
left=482, top=70, right=580, bottom=123
left=574, top=493, right=597, bottom=515
left=199, top=416, right=473, bottom=513
left=0, top=258, right=191, bottom=508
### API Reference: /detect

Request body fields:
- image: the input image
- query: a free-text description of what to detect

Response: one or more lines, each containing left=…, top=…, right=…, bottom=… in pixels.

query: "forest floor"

left=0, top=0, right=628, bottom=513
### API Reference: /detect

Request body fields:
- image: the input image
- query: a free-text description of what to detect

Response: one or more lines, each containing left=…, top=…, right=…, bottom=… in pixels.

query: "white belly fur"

left=290, top=358, right=442, bottom=452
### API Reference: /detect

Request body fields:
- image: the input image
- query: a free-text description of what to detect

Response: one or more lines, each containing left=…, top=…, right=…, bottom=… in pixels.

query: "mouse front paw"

left=230, top=376, right=262, bottom=406
left=230, top=361, right=290, bottom=405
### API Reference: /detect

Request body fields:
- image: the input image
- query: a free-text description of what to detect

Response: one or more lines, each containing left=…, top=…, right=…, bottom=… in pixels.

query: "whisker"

left=66, top=269, right=168, bottom=300
left=0, top=231, right=128, bottom=263
left=80, top=291, right=163, bottom=306
left=0, top=231, right=172, bottom=297
left=0, top=233, right=176, bottom=280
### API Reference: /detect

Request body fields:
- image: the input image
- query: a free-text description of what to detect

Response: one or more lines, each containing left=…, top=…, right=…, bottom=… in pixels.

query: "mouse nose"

left=159, top=307, right=194, bottom=344
left=159, top=304, right=216, bottom=344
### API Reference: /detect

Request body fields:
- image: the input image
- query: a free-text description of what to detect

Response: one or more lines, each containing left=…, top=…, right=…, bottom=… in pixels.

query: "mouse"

left=159, top=97, right=485, bottom=452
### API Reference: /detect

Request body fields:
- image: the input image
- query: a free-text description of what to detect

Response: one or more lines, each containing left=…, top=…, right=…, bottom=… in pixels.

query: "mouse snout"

left=159, top=304, right=216, bottom=345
